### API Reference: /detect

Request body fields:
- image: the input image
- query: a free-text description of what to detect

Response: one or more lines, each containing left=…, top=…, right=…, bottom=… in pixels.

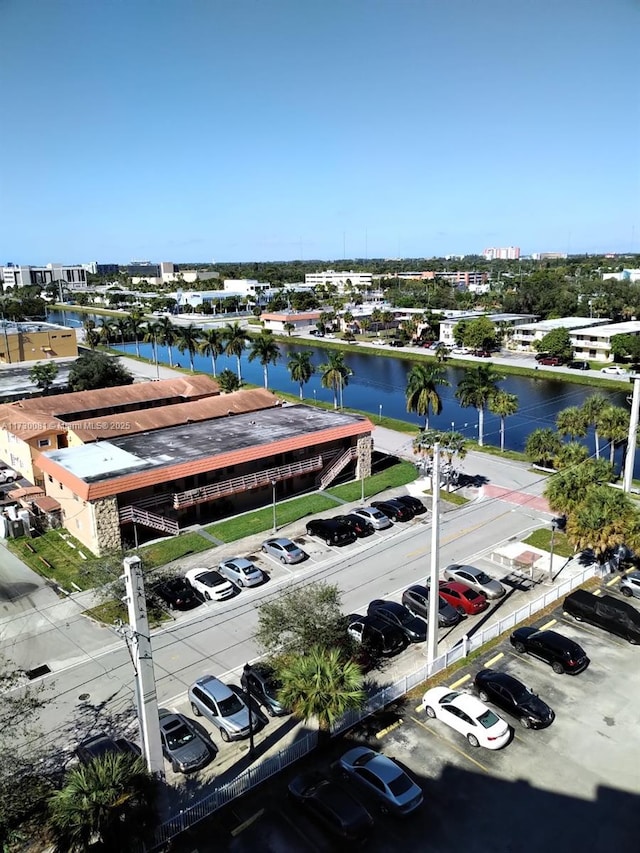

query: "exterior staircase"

left=317, top=446, right=358, bottom=490
left=118, top=504, right=179, bottom=535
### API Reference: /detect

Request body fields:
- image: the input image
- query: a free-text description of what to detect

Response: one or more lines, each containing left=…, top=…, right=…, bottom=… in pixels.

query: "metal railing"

left=317, top=445, right=358, bottom=489
left=147, top=560, right=597, bottom=850
left=118, top=504, right=179, bottom=535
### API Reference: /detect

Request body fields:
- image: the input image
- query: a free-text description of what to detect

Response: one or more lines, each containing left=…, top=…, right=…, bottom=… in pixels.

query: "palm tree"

left=525, top=428, right=562, bottom=468
left=85, top=328, right=100, bottom=350
left=155, top=315, right=177, bottom=367
left=454, top=364, right=503, bottom=446
left=555, top=406, right=588, bottom=439
left=47, top=752, right=157, bottom=853
left=413, top=427, right=441, bottom=474
left=282, top=321, right=295, bottom=337
left=127, top=312, right=145, bottom=357
left=555, top=441, right=589, bottom=470
left=544, top=458, right=613, bottom=514
left=489, top=390, right=519, bottom=452
left=114, top=317, right=129, bottom=349
left=581, top=393, right=609, bottom=459
left=175, top=323, right=201, bottom=371
left=565, top=485, right=633, bottom=563
left=142, top=321, right=162, bottom=369
left=442, top=430, right=467, bottom=490
left=276, top=646, right=364, bottom=738
left=198, top=328, right=224, bottom=377
left=248, top=331, right=281, bottom=389
left=319, top=352, right=352, bottom=409
left=223, top=321, right=249, bottom=380
left=405, top=363, right=450, bottom=429
left=217, top=368, right=241, bottom=393
left=98, top=321, right=113, bottom=345
left=597, top=405, right=629, bottom=466
left=288, top=351, right=315, bottom=399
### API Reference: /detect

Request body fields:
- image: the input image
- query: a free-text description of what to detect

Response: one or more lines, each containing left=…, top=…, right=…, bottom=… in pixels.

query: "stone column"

left=355, top=435, right=373, bottom=480
left=92, top=496, right=122, bottom=555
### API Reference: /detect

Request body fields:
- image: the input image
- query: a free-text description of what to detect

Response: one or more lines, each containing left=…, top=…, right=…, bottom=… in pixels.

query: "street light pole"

left=379, top=404, right=383, bottom=423
left=243, top=663, right=255, bottom=756
left=549, top=520, right=556, bottom=582
left=427, top=442, right=441, bottom=665
left=271, top=480, right=277, bottom=533
left=623, top=374, right=640, bottom=492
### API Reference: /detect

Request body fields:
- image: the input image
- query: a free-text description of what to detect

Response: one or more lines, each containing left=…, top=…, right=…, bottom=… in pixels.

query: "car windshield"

left=477, top=709, right=501, bottom=729
left=202, top=571, right=223, bottom=586
left=241, top=565, right=256, bottom=575
left=284, top=542, right=298, bottom=552
left=441, top=691, right=460, bottom=703
left=165, top=724, right=195, bottom=750
left=387, top=771, right=414, bottom=796
left=475, top=572, right=491, bottom=584
left=371, top=510, right=385, bottom=519
left=353, top=750, right=376, bottom=767
left=218, top=694, right=244, bottom=716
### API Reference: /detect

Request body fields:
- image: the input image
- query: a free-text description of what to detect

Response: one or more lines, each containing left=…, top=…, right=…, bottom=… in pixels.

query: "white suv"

left=620, top=571, right=640, bottom=599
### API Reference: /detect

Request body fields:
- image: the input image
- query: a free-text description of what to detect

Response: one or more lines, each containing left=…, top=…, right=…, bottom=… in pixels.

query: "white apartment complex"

left=571, top=321, right=640, bottom=363
left=2, top=263, right=87, bottom=289
left=512, top=317, right=611, bottom=351
left=483, top=247, right=521, bottom=261
left=305, top=270, right=373, bottom=292
left=438, top=312, right=534, bottom=346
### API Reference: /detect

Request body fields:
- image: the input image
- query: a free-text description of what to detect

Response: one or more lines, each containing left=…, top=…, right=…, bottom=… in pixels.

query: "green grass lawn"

left=523, top=528, right=574, bottom=558
left=327, top=460, right=417, bottom=502
left=138, top=532, right=215, bottom=567
left=205, top=494, right=338, bottom=542
left=84, top=598, right=168, bottom=628
left=439, top=489, right=469, bottom=505
left=8, top=531, right=102, bottom=591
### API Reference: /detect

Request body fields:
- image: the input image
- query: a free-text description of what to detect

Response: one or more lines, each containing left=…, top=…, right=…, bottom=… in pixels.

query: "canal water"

left=46, top=309, right=629, bottom=460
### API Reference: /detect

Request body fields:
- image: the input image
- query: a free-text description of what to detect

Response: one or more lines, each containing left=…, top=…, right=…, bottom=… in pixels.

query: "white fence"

left=148, top=561, right=597, bottom=850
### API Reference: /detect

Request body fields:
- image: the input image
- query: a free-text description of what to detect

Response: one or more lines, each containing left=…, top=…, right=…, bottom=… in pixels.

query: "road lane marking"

left=410, top=715, right=490, bottom=773
left=376, top=719, right=403, bottom=739
left=606, top=576, right=620, bottom=587
left=485, top=652, right=504, bottom=667
left=593, top=588, right=602, bottom=595
left=449, top=673, right=471, bottom=689
left=415, top=703, right=423, bottom=713
left=506, top=651, right=541, bottom=668
left=539, top=619, right=556, bottom=630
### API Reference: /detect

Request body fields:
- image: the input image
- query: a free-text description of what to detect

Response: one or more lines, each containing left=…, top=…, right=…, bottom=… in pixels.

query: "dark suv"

left=335, top=514, right=375, bottom=537
left=347, top=614, right=407, bottom=657
left=510, top=627, right=589, bottom=674
left=367, top=600, right=427, bottom=643
left=306, top=518, right=356, bottom=546
left=371, top=499, right=414, bottom=522
left=564, top=589, right=640, bottom=644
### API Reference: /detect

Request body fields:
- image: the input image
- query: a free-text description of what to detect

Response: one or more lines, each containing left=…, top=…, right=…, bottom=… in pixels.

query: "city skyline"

left=1, top=0, right=638, bottom=264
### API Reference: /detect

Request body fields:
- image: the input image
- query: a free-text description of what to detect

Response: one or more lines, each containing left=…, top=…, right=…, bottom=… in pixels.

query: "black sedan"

left=474, top=669, right=555, bottom=729
left=335, top=513, right=375, bottom=537
left=305, top=518, right=356, bottom=546
left=288, top=772, right=373, bottom=841
left=401, top=584, right=462, bottom=627
left=367, top=599, right=427, bottom=643
left=371, top=499, right=414, bottom=522
left=510, top=627, right=589, bottom=675
left=76, top=733, right=140, bottom=764
left=394, top=495, right=427, bottom=514
left=151, top=577, right=201, bottom=611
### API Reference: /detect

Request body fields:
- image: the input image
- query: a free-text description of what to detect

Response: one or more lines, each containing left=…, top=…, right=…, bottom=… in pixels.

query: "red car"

left=438, top=581, right=488, bottom=615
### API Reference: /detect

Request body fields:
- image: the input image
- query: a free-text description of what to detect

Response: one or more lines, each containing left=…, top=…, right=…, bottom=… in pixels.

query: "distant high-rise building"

left=483, top=247, right=520, bottom=261
left=531, top=252, right=568, bottom=261
left=1, top=263, right=87, bottom=289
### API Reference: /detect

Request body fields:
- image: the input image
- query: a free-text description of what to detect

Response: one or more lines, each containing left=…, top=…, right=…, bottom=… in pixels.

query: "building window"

left=38, top=438, right=50, bottom=448
left=48, top=475, right=53, bottom=482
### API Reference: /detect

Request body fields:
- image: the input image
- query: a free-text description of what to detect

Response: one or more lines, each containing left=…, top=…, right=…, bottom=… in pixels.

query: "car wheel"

left=204, top=591, right=211, bottom=601
left=514, top=641, right=526, bottom=654
left=478, top=689, right=489, bottom=702
left=237, top=579, right=244, bottom=588
left=467, top=733, right=480, bottom=748
left=520, top=716, right=532, bottom=729
left=456, top=606, right=466, bottom=615
left=280, top=556, right=286, bottom=564
left=551, top=661, right=564, bottom=674
left=573, top=614, right=583, bottom=622
left=628, top=635, right=640, bottom=645
left=191, top=703, right=201, bottom=717
left=262, top=545, right=267, bottom=553
left=622, top=587, right=633, bottom=597
left=219, top=728, right=230, bottom=743
left=171, top=759, right=180, bottom=773
left=424, top=705, right=436, bottom=718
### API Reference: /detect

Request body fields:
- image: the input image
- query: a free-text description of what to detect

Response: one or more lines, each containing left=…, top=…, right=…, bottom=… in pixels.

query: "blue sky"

left=1, top=0, right=638, bottom=263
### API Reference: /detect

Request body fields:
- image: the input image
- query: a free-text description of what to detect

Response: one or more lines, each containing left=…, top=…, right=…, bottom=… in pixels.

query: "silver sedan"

left=261, top=537, right=307, bottom=564
left=444, top=564, right=506, bottom=599
left=218, top=557, right=264, bottom=587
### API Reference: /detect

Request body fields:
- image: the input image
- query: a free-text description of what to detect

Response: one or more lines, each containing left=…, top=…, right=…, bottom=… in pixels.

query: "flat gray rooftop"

left=44, top=404, right=369, bottom=483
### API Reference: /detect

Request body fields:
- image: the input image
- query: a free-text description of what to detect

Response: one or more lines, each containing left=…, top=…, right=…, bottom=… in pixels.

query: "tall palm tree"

left=581, top=393, right=609, bottom=459
left=155, top=315, right=177, bottom=367
left=276, top=646, right=365, bottom=738
left=555, top=406, right=588, bottom=439
left=544, top=458, right=613, bottom=514
left=223, top=321, right=249, bottom=380
left=288, top=351, right=315, bottom=399
left=114, top=317, right=130, bottom=349
left=555, top=441, right=589, bottom=470
left=47, top=752, right=157, bottom=853
left=248, top=331, right=281, bottom=389
left=597, top=405, right=629, bottom=466
left=489, top=390, right=519, bottom=452
left=84, top=328, right=100, bottom=350
left=127, top=312, right=145, bottom=357
left=525, top=428, right=562, bottom=468
left=217, top=368, right=241, bottom=393
left=98, top=321, right=114, bottom=345
left=319, top=352, right=352, bottom=409
left=405, top=363, right=450, bottom=429
left=454, top=364, right=503, bottom=446
left=198, top=328, right=224, bottom=377
left=565, top=485, right=633, bottom=564
left=143, top=321, right=162, bottom=370
left=175, top=323, right=201, bottom=371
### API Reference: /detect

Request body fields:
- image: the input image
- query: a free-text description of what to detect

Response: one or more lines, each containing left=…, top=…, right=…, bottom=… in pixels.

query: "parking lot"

left=179, top=578, right=640, bottom=853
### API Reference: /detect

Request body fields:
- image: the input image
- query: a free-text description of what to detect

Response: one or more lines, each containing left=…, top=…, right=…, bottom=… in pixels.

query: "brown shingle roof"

left=32, top=496, right=61, bottom=513
left=0, top=408, right=66, bottom=439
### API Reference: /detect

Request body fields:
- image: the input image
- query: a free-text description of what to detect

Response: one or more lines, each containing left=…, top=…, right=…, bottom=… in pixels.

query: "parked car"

left=158, top=710, right=214, bottom=773
left=305, top=518, right=356, bottom=546
left=443, top=564, right=506, bottom=600
left=336, top=747, right=423, bottom=816
left=76, top=733, right=140, bottom=764
left=438, top=580, right=489, bottom=615
left=288, top=772, right=374, bottom=841
left=534, top=352, right=551, bottom=362
left=351, top=507, right=392, bottom=530
left=510, top=628, right=589, bottom=674
left=474, top=669, right=555, bottom=729
left=218, top=557, right=264, bottom=588
left=0, top=469, right=17, bottom=484
left=620, top=570, right=640, bottom=599
left=241, top=662, right=289, bottom=717
left=261, top=537, right=307, bottom=564
left=150, top=576, right=200, bottom=610
left=394, top=495, right=427, bottom=515
left=188, top=675, right=253, bottom=741
left=537, top=356, right=562, bottom=366
left=389, top=339, right=405, bottom=347
left=564, top=589, right=640, bottom=644
left=371, top=499, right=414, bottom=522
left=335, top=513, right=375, bottom=537
left=185, top=568, right=235, bottom=601
left=347, top=614, right=407, bottom=657
left=567, top=360, right=590, bottom=370
left=601, top=365, right=628, bottom=375
left=367, top=600, right=427, bottom=643
left=401, top=584, right=462, bottom=627
left=422, top=686, right=510, bottom=749
left=473, top=349, right=492, bottom=358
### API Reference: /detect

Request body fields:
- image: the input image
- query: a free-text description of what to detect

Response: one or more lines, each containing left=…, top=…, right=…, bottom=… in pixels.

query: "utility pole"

left=427, top=442, right=441, bottom=665
left=121, top=556, right=164, bottom=778
left=623, top=374, right=640, bottom=492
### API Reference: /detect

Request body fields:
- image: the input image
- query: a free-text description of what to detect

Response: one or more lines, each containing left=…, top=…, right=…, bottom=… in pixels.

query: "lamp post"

left=549, top=519, right=557, bottom=582
left=313, top=389, right=317, bottom=405
left=378, top=404, right=383, bottom=423
left=243, top=663, right=255, bottom=756
left=271, top=480, right=277, bottom=533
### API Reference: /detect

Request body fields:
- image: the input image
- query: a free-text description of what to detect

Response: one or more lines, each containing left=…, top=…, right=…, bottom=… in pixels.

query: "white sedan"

left=600, top=365, right=628, bottom=375
left=185, top=568, right=235, bottom=601
left=422, top=686, right=510, bottom=749
left=218, top=557, right=264, bottom=588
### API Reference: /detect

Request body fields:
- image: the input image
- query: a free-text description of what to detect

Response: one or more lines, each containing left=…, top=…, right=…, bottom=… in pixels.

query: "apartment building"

left=305, top=270, right=373, bottom=292
left=482, top=247, right=521, bottom=261
left=512, top=317, right=611, bottom=352
left=2, top=263, right=87, bottom=289
left=571, top=321, right=640, bottom=363
left=0, top=322, right=78, bottom=364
